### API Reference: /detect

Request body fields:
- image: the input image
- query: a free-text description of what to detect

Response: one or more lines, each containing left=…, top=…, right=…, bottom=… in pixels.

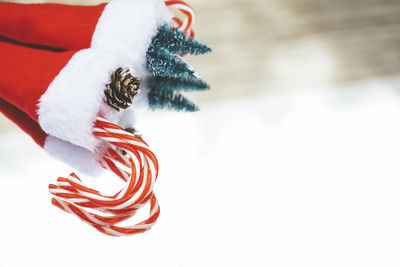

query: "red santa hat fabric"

left=0, top=0, right=172, bottom=174
left=0, top=2, right=106, bottom=50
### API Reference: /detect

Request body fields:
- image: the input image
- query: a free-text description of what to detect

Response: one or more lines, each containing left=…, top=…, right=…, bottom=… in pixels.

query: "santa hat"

left=0, top=0, right=172, bottom=173
left=0, top=0, right=210, bottom=174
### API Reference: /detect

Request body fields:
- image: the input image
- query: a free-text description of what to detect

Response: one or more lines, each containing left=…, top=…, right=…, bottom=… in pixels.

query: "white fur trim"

left=44, top=136, right=104, bottom=176
left=92, top=0, right=172, bottom=78
left=38, top=0, right=171, bottom=152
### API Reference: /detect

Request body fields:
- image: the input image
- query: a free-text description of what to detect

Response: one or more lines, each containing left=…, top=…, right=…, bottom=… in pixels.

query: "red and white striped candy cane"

left=164, top=0, right=195, bottom=37
left=49, top=116, right=160, bottom=236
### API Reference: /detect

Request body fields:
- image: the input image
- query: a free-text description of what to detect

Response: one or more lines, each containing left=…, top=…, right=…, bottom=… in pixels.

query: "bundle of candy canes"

left=0, top=0, right=210, bottom=236
left=49, top=116, right=160, bottom=236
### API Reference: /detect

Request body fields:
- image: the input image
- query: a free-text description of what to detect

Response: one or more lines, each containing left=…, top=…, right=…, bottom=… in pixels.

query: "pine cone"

left=104, top=68, right=141, bottom=111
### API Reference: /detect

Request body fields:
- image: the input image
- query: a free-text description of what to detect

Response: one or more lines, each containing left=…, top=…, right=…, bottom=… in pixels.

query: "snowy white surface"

left=2, top=78, right=400, bottom=266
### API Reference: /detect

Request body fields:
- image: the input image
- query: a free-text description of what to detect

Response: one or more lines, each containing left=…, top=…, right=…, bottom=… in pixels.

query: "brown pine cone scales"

left=104, top=67, right=141, bottom=111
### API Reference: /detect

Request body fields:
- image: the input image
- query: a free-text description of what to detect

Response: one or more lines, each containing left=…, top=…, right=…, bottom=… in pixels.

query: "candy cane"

left=164, top=0, right=195, bottom=37
left=49, top=116, right=160, bottom=236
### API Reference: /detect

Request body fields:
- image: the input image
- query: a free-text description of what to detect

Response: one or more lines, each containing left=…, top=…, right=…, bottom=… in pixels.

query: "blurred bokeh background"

left=2, top=0, right=400, bottom=266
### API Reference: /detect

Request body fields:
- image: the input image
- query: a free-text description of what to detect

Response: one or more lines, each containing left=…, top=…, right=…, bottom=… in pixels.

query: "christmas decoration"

left=0, top=0, right=210, bottom=236
left=146, top=24, right=210, bottom=111
left=104, top=68, right=141, bottom=111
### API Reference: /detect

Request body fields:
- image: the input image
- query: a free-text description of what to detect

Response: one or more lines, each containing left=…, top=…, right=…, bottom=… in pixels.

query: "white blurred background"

left=1, top=0, right=400, bottom=266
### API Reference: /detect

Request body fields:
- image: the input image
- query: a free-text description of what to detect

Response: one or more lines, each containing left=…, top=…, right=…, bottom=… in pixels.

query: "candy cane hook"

left=49, top=116, right=160, bottom=236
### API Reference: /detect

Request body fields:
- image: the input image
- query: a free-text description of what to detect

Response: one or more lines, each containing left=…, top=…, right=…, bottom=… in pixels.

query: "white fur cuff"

left=44, top=135, right=104, bottom=176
